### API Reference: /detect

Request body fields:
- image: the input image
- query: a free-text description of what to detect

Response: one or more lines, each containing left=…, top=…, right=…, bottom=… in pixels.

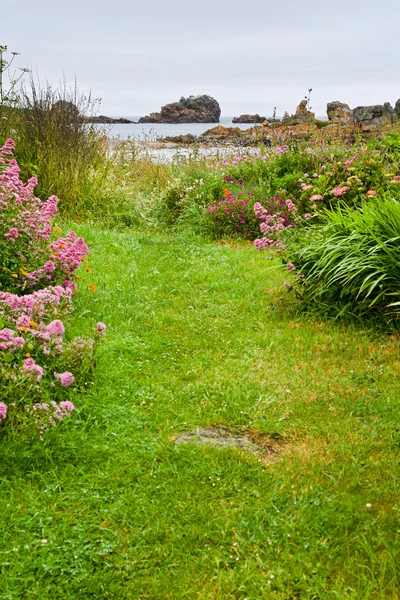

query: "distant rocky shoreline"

left=84, top=94, right=400, bottom=149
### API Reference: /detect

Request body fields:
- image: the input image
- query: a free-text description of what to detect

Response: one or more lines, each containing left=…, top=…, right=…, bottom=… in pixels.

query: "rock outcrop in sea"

left=232, top=114, right=266, bottom=123
left=139, top=95, right=221, bottom=124
left=83, top=115, right=135, bottom=124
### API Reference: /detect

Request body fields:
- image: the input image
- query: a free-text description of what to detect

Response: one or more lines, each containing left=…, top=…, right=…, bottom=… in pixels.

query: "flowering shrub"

left=0, top=140, right=105, bottom=439
left=205, top=187, right=260, bottom=238
left=253, top=196, right=305, bottom=250
left=0, top=138, right=88, bottom=294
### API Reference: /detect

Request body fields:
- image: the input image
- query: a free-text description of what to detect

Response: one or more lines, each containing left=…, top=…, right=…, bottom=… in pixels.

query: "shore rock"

left=395, top=99, right=400, bottom=118
left=280, top=99, right=316, bottom=135
left=199, top=125, right=245, bottom=141
left=327, top=101, right=352, bottom=123
left=162, top=134, right=196, bottom=145
left=353, top=104, right=394, bottom=131
left=139, top=95, right=221, bottom=124
left=232, top=113, right=267, bottom=123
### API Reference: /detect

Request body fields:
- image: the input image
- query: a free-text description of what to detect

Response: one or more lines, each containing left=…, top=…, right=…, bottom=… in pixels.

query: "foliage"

left=282, top=196, right=400, bottom=326
left=0, top=141, right=105, bottom=438
left=1, top=225, right=399, bottom=598
left=0, top=78, right=109, bottom=218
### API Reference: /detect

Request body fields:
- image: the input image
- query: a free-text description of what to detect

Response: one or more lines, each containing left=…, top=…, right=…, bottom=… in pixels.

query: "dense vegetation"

left=0, top=75, right=400, bottom=598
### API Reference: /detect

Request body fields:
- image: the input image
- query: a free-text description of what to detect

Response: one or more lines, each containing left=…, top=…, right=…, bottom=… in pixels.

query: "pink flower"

left=22, top=358, right=44, bottom=381
left=46, top=319, right=65, bottom=336
left=366, top=190, right=377, bottom=197
left=43, top=260, right=56, bottom=273
left=54, top=371, right=75, bottom=387
left=60, top=401, right=75, bottom=412
left=332, top=186, right=350, bottom=197
left=4, top=227, right=19, bottom=242
left=304, top=213, right=312, bottom=220
left=287, top=263, right=296, bottom=272
left=96, top=322, right=106, bottom=332
left=0, top=402, right=7, bottom=422
left=310, top=194, right=323, bottom=201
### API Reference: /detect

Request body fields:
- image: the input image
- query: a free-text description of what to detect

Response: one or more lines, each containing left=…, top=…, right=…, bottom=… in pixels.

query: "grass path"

left=1, top=226, right=399, bottom=599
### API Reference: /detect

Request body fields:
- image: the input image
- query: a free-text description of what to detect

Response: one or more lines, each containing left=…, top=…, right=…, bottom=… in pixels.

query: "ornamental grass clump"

left=0, top=140, right=106, bottom=438
left=283, top=196, right=400, bottom=326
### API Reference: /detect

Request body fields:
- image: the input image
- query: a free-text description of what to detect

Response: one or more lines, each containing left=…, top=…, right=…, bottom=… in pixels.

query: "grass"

left=1, top=225, right=399, bottom=599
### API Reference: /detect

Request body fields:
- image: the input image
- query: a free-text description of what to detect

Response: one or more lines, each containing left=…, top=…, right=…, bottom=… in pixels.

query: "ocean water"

left=97, top=116, right=260, bottom=140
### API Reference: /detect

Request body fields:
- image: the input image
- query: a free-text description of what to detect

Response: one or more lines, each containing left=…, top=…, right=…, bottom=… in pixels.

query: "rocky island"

left=139, top=95, right=221, bottom=124
left=232, top=114, right=267, bottom=123
left=83, top=115, right=135, bottom=124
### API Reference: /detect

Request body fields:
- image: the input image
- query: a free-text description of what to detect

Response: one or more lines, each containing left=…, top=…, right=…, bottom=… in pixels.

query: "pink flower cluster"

left=22, top=358, right=44, bottom=381
left=0, top=139, right=88, bottom=293
left=254, top=197, right=298, bottom=250
left=54, top=371, right=75, bottom=387
left=0, top=328, right=25, bottom=351
left=332, top=186, right=350, bottom=197
left=0, top=402, right=7, bottom=422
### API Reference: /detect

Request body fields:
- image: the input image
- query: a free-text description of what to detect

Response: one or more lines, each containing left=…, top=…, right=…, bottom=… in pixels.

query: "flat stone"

left=173, top=427, right=280, bottom=462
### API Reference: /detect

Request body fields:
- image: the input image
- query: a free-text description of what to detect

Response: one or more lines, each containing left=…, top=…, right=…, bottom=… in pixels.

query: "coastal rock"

left=327, top=101, right=352, bottom=123
left=139, top=95, right=221, bottom=124
left=232, top=114, right=266, bottom=124
left=84, top=115, right=134, bottom=124
left=395, top=99, right=400, bottom=118
left=353, top=104, right=394, bottom=131
left=279, top=99, right=316, bottom=135
left=199, top=125, right=244, bottom=141
left=162, top=134, right=196, bottom=144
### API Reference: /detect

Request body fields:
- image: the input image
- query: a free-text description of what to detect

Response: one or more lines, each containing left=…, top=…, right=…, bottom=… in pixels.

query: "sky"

left=1, top=0, right=400, bottom=117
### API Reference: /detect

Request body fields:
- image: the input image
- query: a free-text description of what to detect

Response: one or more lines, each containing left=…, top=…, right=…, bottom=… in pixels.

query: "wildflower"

left=287, top=263, right=296, bottom=272
left=89, top=283, right=96, bottom=292
left=53, top=226, right=61, bottom=232
left=223, top=188, right=231, bottom=196
left=283, top=282, right=291, bottom=288
left=96, top=322, right=106, bottom=332
left=46, top=319, right=65, bottom=336
left=54, top=371, right=75, bottom=387
left=310, top=194, right=323, bottom=201
left=22, top=358, right=44, bottom=381
left=332, top=186, right=350, bottom=197
left=0, top=402, right=7, bottom=422
left=60, top=401, right=75, bottom=412
left=366, top=190, right=377, bottom=196
left=11, top=273, right=18, bottom=278
left=85, top=267, right=92, bottom=272
left=304, top=213, right=312, bottom=220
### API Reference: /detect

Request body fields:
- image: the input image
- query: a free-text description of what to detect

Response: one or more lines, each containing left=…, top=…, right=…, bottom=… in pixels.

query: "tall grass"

left=286, top=196, right=400, bottom=326
left=0, top=78, right=110, bottom=218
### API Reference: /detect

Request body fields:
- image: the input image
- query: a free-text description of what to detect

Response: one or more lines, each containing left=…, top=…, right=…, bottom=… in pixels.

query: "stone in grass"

left=174, top=426, right=280, bottom=461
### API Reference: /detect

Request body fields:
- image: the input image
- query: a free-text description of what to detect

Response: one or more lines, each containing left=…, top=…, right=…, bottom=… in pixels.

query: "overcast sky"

left=2, top=0, right=400, bottom=117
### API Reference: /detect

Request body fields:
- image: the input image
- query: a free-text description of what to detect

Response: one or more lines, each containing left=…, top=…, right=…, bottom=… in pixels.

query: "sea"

left=98, top=116, right=262, bottom=141
left=97, top=115, right=328, bottom=141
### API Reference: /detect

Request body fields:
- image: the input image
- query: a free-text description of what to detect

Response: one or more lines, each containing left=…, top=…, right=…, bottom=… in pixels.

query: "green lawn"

left=1, top=225, right=399, bottom=599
